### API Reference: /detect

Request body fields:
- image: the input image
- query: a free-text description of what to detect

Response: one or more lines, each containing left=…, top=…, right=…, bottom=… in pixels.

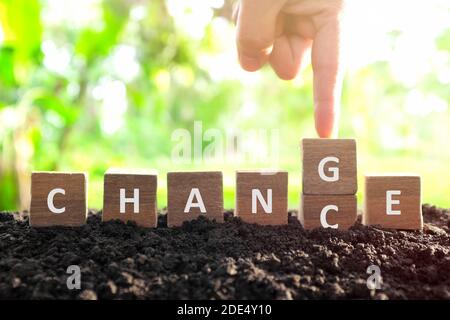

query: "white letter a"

left=184, top=188, right=206, bottom=213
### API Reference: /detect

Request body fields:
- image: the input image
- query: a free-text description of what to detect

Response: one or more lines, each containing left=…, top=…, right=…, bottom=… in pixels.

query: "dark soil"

left=0, top=205, right=449, bottom=300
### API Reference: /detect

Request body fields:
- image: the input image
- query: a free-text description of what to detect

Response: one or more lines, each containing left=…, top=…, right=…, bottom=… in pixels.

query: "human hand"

left=235, top=0, right=346, bottom=138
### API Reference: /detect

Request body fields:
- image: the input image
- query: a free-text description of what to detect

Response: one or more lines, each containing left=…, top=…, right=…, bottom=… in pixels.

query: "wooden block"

left=30, top=172, right=87, bottom=227
left=235, top=171, right=288, bottom=225
left=302, top=138, right=357, bottom=195
left=167, top=171, right=223, bottom=227
left=363, top=175, right=422, bottom=230
left=103, top=169, right=157, bottom=228
left=299, top=194, right=357, bottom=230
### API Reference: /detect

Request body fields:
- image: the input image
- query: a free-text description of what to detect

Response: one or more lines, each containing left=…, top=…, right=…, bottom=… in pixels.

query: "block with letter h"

left=30, top=172, right=88, bottom=227
left=103, top=169, right=158, bottom=228
left=363, top=175, right=422, bottom=230
left=299, top=139, right=358, bottom=230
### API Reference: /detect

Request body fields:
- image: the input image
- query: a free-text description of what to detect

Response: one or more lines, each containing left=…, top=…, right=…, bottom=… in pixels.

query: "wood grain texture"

left=167, top=171, right=223, bottom=227
left=299, top=194, right=357, bottom=230
left=363, top=175, right=422, bottom=230
left=103, top=170, right=157, bottom=228
left=235, top=171, right=288, bottom=225
left=302, top=138, right=357, bottom=195
left=30, top=172, right=87, bottom=227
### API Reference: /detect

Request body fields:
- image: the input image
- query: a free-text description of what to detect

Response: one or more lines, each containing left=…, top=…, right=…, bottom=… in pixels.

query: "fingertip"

left=314, top=101, right=338, bottom=138
left=275, top=69, right=297, bottom=81
left=315, top=123, right=334, bottom=138
left=239, top=53, right=264, bottom=72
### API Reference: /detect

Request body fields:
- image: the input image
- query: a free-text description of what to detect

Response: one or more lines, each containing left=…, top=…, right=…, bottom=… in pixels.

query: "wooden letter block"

left=302, top=138, right=357, bottom=195
left=30, top=172, right=87, bottom=227
left=235, top=171, right=288, bottom=225
left=103, top=169, right=157, bottom=228
left=363, top=175, right=422, bottom=230
left=167, top=171, right=223, bottom=227
left=300, top=195, right=357, bottom=230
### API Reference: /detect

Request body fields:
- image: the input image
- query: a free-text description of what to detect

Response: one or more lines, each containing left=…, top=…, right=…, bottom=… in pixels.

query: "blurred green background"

left=0, top=0, right=449, bottom=211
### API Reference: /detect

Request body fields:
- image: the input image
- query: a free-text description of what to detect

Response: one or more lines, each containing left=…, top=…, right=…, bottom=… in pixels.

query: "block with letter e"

left=235, top=170, right=288, bottom=225
left=363, top=175, right=422, bottom=230
left=103, top=169, right=158, bottom=228
left=167, top=171, right=223, bottom=227
left=30, top=172, right=87, bottom=227
left=302, top=138, right=357, bottom=195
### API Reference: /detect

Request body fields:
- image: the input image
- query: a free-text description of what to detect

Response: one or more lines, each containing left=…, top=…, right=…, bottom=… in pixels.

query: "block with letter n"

left=103, top=169, right=158, bottom=228
left=30, top=172, right=87, bottom=227
left=167, top=171, right=223, bottom=227
left=235, top=170, right=288, bottom=225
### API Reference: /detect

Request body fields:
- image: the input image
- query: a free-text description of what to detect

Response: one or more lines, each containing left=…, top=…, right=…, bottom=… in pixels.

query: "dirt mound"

left=0, top=205, right=449, bottom=299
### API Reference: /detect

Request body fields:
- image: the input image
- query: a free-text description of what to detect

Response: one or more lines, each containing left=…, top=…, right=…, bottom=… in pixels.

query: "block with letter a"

left=30, top=172, right=87, bottom=227
left=167, top=171, right=223, bottom=227
left=103, top=169, right=158, bottom=228
left=235, top=170, right=288, bottom=225
left=363, top=175, right=422, bottom=230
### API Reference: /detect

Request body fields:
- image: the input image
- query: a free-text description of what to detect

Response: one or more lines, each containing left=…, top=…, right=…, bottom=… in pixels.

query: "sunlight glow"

left=405, top=90, right=448, bottom=116
left=93, top=80, right=128, bottom=135
left=110, top=45, right=140, bottom=82
left=43, top=0, right=102, bottom=29
left=0, top=108, right=19, bottom=130
left=130, top=5, right=146, bottom=21
left=42, top=40, right=71, bottom=75
left=344, top=0, right=450, bottom=84
left=167, top=0, right=214, bottom=40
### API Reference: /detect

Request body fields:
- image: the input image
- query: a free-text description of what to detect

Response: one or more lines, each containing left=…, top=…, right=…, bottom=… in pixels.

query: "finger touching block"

left=363, top=175, right=422, bottom=230
left=300, top=194, right=357, bottom=230
left=302, top=138, right=357, bottom=195
left=235, top=171, right=288, bottom=225
left=167, top=171, right=223, bottom=227
left=103, top=169, right=158, bottom=228
left=30, top=172, right=87, bottom=227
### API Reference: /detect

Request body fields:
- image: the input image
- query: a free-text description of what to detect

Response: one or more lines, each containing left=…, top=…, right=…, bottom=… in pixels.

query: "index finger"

left=311, top=18, right=344, bottom=138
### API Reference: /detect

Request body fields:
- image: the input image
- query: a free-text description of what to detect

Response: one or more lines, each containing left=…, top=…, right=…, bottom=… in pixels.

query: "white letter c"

left=47, top=188, right=66, bottom=214
left=320, top=204, right=339, bottom=229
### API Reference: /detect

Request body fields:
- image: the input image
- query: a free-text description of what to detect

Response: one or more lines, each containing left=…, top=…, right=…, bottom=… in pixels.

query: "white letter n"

left=252, top=189, right=272, bottom=214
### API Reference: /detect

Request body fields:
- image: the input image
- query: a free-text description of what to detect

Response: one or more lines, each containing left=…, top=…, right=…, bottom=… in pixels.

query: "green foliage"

left=0, top=0, right=42, bottom=83
left=76, top=0, right=130, bottom=62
